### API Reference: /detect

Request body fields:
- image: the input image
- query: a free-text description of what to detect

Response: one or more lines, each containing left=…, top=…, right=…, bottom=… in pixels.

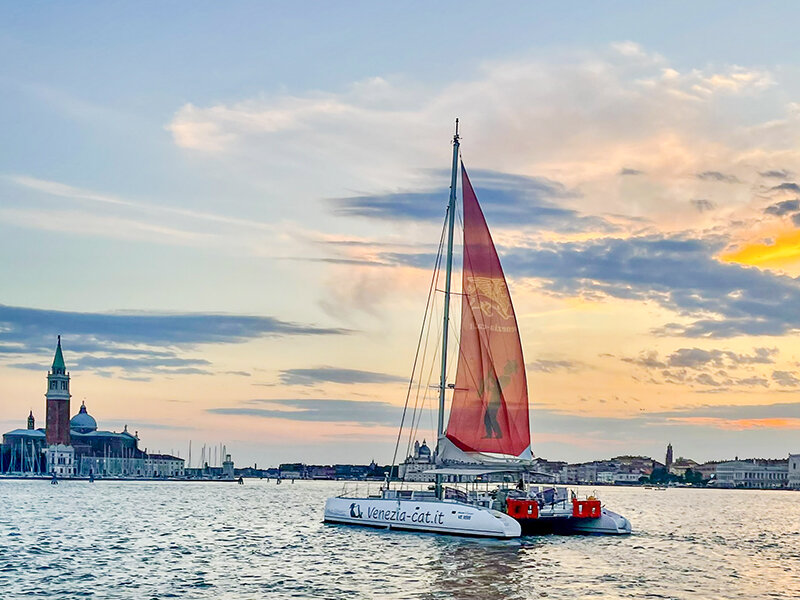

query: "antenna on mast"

left=454, top=118, right=460, bottom=141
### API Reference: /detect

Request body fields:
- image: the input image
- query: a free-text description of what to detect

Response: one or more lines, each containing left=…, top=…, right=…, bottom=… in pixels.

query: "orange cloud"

left=668, top=417, right=800, bottom=430
left=721, top=227, right=800, bottom=273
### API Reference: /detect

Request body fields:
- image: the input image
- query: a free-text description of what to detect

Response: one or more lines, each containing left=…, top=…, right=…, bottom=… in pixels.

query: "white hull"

left=324, top=496, right=521, bottom=538
left=566, top=508, right=631, bottom=535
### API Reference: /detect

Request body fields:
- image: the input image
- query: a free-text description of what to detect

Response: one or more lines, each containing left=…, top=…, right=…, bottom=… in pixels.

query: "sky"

left=2, top=2, right=800, bottom=467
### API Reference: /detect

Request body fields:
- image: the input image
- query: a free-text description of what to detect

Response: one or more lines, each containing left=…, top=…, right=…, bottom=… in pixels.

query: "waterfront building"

left=279, top=462, right=306, bottom=479
left=789, top=454, right=800, bottom=490
left=308, top=465, right=336, bottom=479
left=0, top=337, right=184, bottom=478
left=669, top=458, right=699, bottom=477
left=397, top=439, right=435, bottom=482
left=714, top=459, right=788, bottom=489
left=695, top=461, right=719, bottom=481
left=1, top=411, right=47, bottom=474
left=665, top=443, right=673, bottom=472
left=222, top=454, right=234, bottom=478
left=530, top=458, right=567, bottom=482
left=44, top=336, right=74, bottom=475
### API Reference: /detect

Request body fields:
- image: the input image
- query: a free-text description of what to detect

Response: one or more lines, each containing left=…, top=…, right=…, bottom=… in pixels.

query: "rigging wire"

left=403, top=284, right=442, bottom=468
left=389, top=207, right=449, bottom=479
left=405, top=307, right=442, bottom=467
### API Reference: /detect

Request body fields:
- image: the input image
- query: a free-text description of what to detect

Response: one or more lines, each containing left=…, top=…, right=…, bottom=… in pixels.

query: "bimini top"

left=70, top=401, right=97, bottom=433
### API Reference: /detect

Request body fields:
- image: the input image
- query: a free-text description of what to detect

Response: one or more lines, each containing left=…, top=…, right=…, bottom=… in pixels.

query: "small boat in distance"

left=324, top=121, right=631, bottom=538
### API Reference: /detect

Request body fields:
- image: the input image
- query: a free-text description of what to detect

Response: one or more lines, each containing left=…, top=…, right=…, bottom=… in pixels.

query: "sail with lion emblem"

left=442, top=165, right=532, bottom=461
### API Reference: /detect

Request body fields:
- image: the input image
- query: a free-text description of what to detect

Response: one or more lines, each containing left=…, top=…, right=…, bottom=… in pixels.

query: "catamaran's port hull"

left=324, top=497, right=521, bottom=539
left=517, top=508, right=632, bottom=536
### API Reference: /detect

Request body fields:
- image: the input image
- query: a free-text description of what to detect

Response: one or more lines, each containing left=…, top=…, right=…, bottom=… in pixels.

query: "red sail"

left=445, top=165, right=531, bottom=458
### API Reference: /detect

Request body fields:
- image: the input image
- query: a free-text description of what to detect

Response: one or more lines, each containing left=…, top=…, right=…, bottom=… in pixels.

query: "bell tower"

left=45, top=335, right=71, bottom=445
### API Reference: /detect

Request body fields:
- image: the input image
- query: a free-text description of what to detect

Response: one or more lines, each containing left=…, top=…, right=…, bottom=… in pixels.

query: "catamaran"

left=324, top=122, right=631, bottom=538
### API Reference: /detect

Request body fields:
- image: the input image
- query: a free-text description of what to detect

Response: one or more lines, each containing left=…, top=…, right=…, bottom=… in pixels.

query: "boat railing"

left=338, top=481, right=380, bottom=499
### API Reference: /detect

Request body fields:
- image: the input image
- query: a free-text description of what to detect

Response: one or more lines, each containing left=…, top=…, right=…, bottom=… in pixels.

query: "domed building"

left=398, top=439, right=435, bottom=482
left=0, top=338, right=184, bottom=478
left=70, top=402, right=97, bottom=434
left=417, top=440, right=431, bottom=460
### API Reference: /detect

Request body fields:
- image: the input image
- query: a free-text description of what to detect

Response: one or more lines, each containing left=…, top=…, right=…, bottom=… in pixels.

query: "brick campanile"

left=45, top=335, right=71, bottom=445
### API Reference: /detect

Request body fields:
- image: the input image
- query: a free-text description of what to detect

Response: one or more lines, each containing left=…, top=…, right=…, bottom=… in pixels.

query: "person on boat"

left=516, top=477, right=525, bottom=491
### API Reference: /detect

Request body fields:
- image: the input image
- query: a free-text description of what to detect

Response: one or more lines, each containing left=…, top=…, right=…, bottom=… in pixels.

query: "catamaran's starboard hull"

left=324, top=497, right=521, bottom=538
left=517, top=508, right=632, bottom=536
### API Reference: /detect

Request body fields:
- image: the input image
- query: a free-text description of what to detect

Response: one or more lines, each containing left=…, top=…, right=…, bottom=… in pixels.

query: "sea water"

left=0, top=480, right=798, bottom=599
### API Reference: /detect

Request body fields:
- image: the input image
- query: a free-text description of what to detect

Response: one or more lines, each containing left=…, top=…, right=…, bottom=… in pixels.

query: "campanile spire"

left=45, top=335, right=71, bottom=445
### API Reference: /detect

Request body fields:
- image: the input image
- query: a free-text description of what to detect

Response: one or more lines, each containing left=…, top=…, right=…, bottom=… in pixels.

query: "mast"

left=436, top=119, right=460, bottom=499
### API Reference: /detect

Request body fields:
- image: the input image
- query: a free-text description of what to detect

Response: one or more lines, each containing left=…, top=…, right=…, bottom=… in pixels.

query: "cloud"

left=690, top=199, right=715, bottom=212
left=760, top=169, right=792, bottom=179
left=380, top=233, right=800, bottom=337
left=332, top=169, right=614, bottom=233
left=770, top=182, right=800, bottom=193
left=665, top=347, right=776, bottom=368
left=165, top=45, right=777, bottom=207
left=619, top=168, right=644, bottom=176
left=622, top=350, right=666, bottom=369
left=212, top=398, right=787, bottom=437
left=527, top=359, right=580, bottom=373
left=531, top=401, right=800, bottom=461
left=665, top=417, right=800, bottom=431
left=208, top=398, right=417, bottom=426
left=623, top=347, right=777, bottom=389
left=0, top=304, right=347, bottom=375
left=4, top=175, right=283, bottom=250
left=764, top=199, right=800, bottom=216
left=493, top=235, right=800, bottom=338
left=277, top=366, right=406, bottom=386
left=771, top=370, right=800, bottom=387
left=696, top=171, right=740, bottom=183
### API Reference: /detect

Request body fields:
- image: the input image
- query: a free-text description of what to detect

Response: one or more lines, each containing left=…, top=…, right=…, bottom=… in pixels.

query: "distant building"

left=714, top=459, right=788, bottom=489
left=695, top=461, right=720, bottom=481
left=665, top=443, right=674, bottom=472
left=279, top=463, right=306, bottom=479
left=398, top=440, right=434, bottom=482
left=45, top=336, right=74, bottom=475
left=789, top=454, right=800, bottom=490
left=0, top=337, right=184, bottom=478
left=144, top=454, right=185, bottom=478
left=1, top=411, right=47, bottom=474
left=530, top=458, right=567, bottom=482
left=308, top=465, right=335, bottom=479
left=669, top=458, right=699, bottom=477
left=222, top=454, right=234, bottom=478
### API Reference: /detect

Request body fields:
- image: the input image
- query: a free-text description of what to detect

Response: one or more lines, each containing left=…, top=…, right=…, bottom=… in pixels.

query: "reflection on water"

left=0, top=480, right=798, bottom=599
left=423, top=539, right=530, bottom=600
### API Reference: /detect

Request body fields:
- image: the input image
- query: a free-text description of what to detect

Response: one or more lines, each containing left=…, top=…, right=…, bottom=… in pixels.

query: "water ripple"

left=0, top=481, right=798, bottom=599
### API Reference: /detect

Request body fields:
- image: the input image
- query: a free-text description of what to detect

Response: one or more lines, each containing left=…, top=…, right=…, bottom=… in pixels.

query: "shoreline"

left=0, top=475, right=796, bottom=490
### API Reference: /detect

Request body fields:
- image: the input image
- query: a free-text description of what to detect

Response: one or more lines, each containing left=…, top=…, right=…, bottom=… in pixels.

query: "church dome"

left=418, top=440, right=431, bottom=458
left=70, top=402, right=97, bottom=433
